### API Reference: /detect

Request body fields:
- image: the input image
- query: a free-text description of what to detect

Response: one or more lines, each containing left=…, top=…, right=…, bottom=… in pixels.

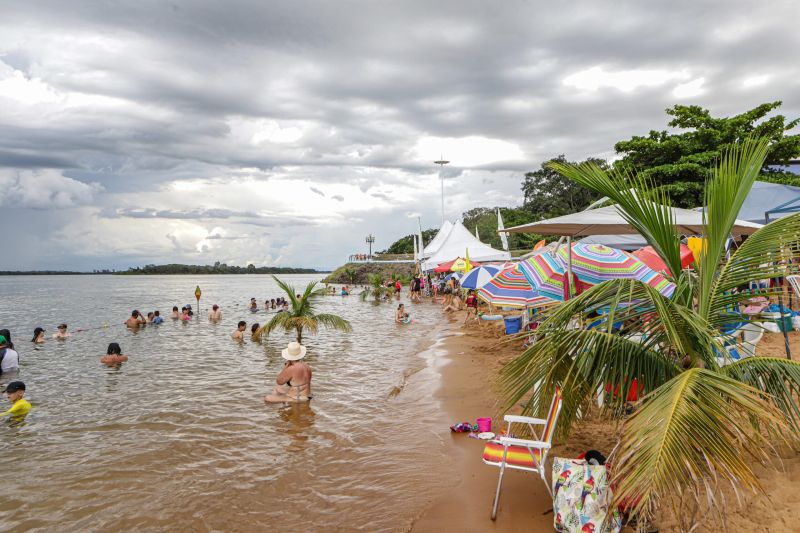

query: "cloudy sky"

left=1, top=1, right=799, bottom=270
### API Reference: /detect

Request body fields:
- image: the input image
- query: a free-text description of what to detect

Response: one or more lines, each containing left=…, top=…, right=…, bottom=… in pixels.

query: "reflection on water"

left=0, top=275, right=451, bottom=532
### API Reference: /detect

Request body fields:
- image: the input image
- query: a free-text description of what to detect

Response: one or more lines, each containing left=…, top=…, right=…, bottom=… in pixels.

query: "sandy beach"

left=410, top=310, right=800, bottom=533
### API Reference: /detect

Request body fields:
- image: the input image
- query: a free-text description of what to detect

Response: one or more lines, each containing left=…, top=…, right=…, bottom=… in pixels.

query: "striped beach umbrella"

left=519, top=243, right=676, bottom=301
left=478, top=266, right=553, bottom=308
left=459, top=265, right=500, bottom=289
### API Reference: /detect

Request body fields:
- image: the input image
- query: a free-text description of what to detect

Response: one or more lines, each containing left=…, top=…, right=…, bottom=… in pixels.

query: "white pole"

left=434, top=158, right=450, bottom=225
left=566, top=236, right=573, bottom=299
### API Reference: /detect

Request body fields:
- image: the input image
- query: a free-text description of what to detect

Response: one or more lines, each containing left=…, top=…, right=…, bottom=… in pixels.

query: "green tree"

left=461, top=206, right=543, bottom=251
left=614, top=101, right=800, bottom=207
left=503, top=139, right=800, bottom=529
left=254, top=276, right=352, bottom=344
left=521, top=155, right=606, bottom=219
left=381, top=229, right=438, bottom=254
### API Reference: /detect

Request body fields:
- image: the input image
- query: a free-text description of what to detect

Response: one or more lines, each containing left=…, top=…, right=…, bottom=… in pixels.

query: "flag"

left=465, top=248, right=472, bottom=273
left=413, top=234, right=419, bottom=261
left=497, top=208, right=509, bottom=251
left=475, top=226, right=480, bottom=240
left=417, top=217, right=425, bottom=258
left=533, top=239, right=545, bottom=251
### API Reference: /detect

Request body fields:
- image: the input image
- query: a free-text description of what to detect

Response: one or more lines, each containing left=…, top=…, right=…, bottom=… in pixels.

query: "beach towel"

left=552, top=457, right=621, bottom=533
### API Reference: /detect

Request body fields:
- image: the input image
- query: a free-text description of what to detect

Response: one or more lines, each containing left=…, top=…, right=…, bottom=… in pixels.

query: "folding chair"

left=482, top=387, right=563, bottom=520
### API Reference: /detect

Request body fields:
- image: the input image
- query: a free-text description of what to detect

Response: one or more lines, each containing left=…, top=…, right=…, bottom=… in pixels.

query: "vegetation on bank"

left=380, top=101, right=800, bottom=256
left=323, top=262, right=415, bottom=285
left=117, top=263, right=321, bottom=275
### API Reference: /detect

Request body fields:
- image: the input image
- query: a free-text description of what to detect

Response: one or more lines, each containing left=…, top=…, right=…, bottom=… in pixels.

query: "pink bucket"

left=476, top=417, right=492, bottom=433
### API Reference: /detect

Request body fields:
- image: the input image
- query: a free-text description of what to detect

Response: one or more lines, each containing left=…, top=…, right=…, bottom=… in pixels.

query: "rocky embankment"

left=323, top=262, right=415, bottom=284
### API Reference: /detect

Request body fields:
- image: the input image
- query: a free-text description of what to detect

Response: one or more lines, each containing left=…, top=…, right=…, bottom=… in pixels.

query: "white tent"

left=421, top=220, right=453, bottom=259
left=422, top=221, right=510, bottom=271
left=502, top=204, right=762, bottom=237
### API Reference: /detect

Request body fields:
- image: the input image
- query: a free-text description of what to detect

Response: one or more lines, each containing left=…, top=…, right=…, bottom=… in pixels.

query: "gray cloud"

left=0, top=0, right=798, bottom=269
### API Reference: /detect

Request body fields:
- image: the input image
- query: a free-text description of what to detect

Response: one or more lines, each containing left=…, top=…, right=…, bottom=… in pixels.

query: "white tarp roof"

left=421, top=220, right=453, bottom=259
left=422, top=221, right=510, bottom=271
left=737, top=181, right=800, bottom=223
left=502, top=204, right=762, bottom=237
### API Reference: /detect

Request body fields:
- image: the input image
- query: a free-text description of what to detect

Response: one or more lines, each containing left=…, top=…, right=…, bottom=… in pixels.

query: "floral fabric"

left=552, top=457, right=622, bottom=533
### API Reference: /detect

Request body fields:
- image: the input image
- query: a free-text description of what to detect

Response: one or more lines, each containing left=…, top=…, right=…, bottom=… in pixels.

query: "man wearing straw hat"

left=264, top=342, right=313, bottom=403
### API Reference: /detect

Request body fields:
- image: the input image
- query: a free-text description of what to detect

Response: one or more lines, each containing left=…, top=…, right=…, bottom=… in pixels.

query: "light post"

left=434, top=157, right=450, bottom=224
left=365, top=234, right=375, bottom=261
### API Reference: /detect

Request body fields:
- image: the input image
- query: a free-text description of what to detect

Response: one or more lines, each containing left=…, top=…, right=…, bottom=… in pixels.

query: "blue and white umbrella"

left=444, top=272, right=462, bottom=282
left=459, top=265, right=500, bottom=289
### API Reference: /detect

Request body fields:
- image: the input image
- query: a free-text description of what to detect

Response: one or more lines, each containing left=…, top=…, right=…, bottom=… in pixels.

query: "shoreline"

left=406, top=310, right=800, bottom=532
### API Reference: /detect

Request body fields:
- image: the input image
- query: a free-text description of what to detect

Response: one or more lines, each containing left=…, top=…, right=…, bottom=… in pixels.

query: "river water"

left=0, top=275, right=453, bottom=532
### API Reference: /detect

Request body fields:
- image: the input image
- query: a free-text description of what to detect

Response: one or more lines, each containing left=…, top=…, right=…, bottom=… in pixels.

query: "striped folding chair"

left=482, top=387, right=563, bottom=520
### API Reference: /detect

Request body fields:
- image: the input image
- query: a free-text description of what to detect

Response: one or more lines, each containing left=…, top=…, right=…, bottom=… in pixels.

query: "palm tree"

left=254, top=276, right=352, bottom=344
left=361, top=273, right=393, bottom=302
left=501, top=139, right=800, bottom=529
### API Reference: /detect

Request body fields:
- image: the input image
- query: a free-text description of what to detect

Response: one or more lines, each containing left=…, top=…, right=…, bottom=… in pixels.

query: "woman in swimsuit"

left=264, top=342, right=312, bottom=403
left=101, top=342, right=128, bottom=366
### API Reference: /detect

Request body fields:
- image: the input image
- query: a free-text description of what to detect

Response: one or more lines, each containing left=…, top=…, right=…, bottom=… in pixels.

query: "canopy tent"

left=421, top=220, right=454, bottom=259
left=735, top=181, right=800, bottom=224
left=433, top=257, right=482, bottom=273
left=422, top=221, right=510, bottom=271
left=579, top=234, right=647, bottom=250
left=502, top=204, right=763, bottom=237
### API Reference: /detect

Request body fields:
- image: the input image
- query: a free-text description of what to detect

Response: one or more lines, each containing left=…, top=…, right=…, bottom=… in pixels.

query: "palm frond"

left=611, top=368, right=787, bottom=521
left=315, top=313, right=353, bottom=333
left=712, top=213, right=800, bottom=301
left=548, top=161, right=684, bottom=287
left=698, top=138, right=771, bottom=318
left=254, top=311, right=293, bottom=341
left=722, top=357, right=800, bottom=433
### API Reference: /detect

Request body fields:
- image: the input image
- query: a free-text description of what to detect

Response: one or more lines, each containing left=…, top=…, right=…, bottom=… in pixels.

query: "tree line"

left=383, top=101, right=800, bottom=253
left=118, top=263, right=321, bottom=275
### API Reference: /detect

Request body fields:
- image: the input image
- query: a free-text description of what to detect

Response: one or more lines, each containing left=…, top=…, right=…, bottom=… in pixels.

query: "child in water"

left=171, top=306, right=180, bottom=320
left=2, top=381, right=31, bottom=418
left=181, top=307, right=192, bottom=321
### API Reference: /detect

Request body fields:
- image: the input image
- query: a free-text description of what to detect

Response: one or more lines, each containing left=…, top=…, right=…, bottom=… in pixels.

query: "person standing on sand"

left=101, top=343, right=128, bottom=366
left=231, top=321, right=246, bottom=340
left=264, top=342, right=312, bottom=403
left=464, top=290, right=479, bottom=324
left=208, top=304, right=222, bottom=322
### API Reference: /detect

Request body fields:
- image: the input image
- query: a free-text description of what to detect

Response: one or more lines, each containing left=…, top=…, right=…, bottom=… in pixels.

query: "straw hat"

left=282, top=341, right=307, bottom=361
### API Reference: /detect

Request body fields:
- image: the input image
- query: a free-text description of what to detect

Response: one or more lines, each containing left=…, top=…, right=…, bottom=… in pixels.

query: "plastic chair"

left=482, top=387, right=563, bottom=520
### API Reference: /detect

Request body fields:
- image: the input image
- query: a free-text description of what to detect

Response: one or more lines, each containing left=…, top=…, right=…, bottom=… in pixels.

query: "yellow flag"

left=687, top=237, right=706, bottom=264
left=464, top=248, right=471, bottom=273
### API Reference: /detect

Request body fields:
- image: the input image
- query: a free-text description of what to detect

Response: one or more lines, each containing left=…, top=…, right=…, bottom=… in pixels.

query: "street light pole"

left=434, top=157, right=450, bottom=225
left=365, top=234, right=375, bottom=261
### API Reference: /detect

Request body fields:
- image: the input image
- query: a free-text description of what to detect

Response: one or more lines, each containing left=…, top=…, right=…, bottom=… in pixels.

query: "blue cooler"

left=504, top=316, right=522, bottom=334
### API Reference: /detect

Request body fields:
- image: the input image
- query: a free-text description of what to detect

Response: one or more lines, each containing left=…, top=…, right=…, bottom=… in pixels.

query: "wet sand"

left=410, top=312, right=800, bottom=532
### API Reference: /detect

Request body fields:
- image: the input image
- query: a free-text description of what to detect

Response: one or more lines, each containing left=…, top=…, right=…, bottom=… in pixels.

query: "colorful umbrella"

left=478, top=266, right=553, bottom=308
left=633, top=244, right=694, bottom=276
left=434, top=257, right=481, bottom=273
left=459, top=266, right=500, bottom=289
left=519, top=243, right=676, bottom=301
left=444, top=272, right=462, bottom=282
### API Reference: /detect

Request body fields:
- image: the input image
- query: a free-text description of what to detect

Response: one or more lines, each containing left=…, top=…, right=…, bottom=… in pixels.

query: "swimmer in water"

left=101, top=342, right=129, bottom=366
left=152, top=310, right=163, bottom=324
left=395, top=303, right=407, bottom=323
left=208, top=304, right=222, bottom=322
left=171, top=306, right=180, bottom=320
left=231, top=320, right=246, bottom=341
left=53, top=323, right=70, bottom=339
left=249, top=298, right=258, bottom=312
left=181, top=307, right=192, bottom=321
left=250, top=323, right=260, bottom=340
left=264, top=342, right=312, bottom=403
left=126, top=310, right=143, bottom=329
left=31, top=327, right=46, bottom=344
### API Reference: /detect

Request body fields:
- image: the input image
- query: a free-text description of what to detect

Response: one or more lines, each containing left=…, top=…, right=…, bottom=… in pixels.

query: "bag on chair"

left=552, top=457, right=622, bottom=533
